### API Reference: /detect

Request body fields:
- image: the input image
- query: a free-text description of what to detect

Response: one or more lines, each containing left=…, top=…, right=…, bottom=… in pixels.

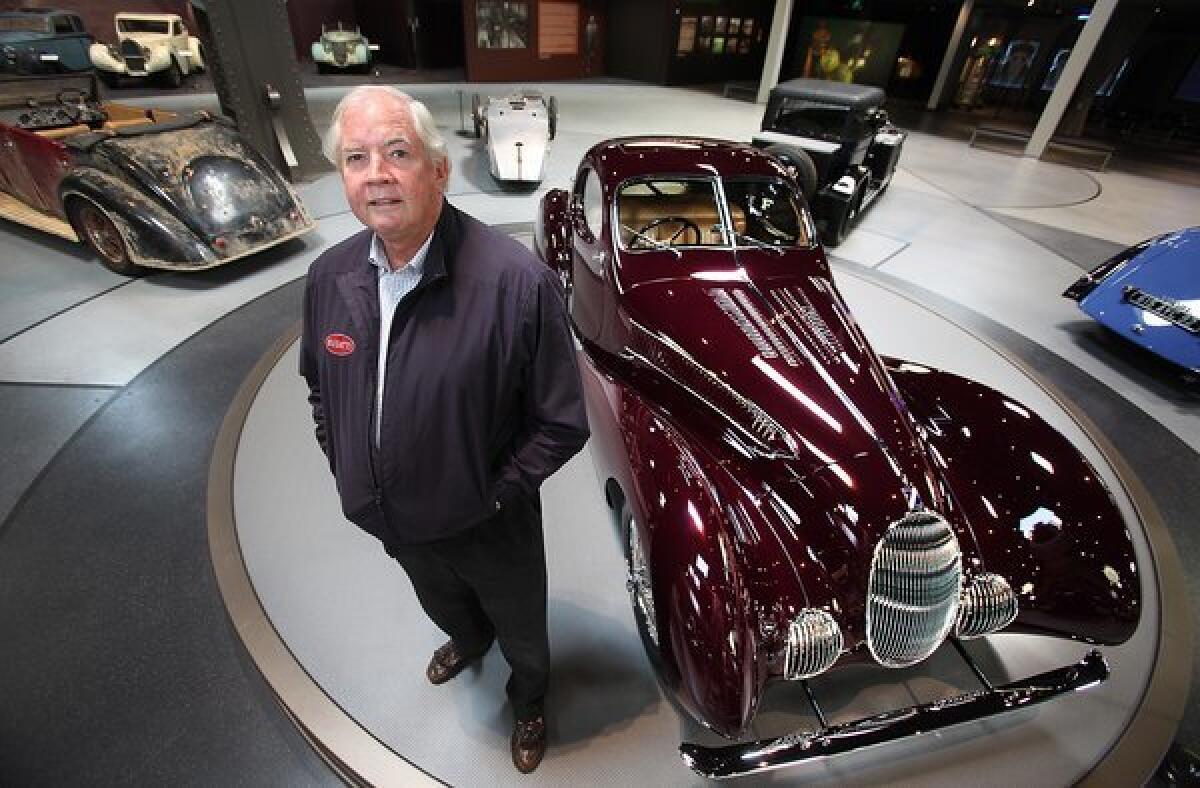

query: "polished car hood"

left=98, top=120, right=298, bottom=240
left=486, top=102, right=549, bottom=182
left=621, top=263, right=925, bottom=474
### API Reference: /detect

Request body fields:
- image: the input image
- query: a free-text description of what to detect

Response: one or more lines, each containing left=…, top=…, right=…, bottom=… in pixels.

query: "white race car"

left=471, top=90, right=557, bottom=184
left=89, top=12, right=204, bottom=88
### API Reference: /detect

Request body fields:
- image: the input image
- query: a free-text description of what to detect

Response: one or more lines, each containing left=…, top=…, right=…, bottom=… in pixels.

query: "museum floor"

left=0, top=81, right=1197, bottom=785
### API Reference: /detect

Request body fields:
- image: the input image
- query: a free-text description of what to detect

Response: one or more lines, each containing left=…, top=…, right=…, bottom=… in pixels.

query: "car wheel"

left=624, top=507, right=659, bottom=651
left=765, top=143, right=818, bottom=203
left=547, top=96, right=558, bottom=140
left=71, top=200, right=141, bottom=276
left=471, top=93, right=483, bottom=139
left=162, top=57, right=183, bottom=88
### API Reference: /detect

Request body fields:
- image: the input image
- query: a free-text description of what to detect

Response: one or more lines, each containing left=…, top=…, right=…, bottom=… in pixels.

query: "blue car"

left=0, top=9, right=94, bottom=74
left=1064, top=227, right=1199, bottom=374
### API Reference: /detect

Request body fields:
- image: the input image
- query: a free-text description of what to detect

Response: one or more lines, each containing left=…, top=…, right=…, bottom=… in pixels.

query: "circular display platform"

left=208, top=266, right=1187, bottom=786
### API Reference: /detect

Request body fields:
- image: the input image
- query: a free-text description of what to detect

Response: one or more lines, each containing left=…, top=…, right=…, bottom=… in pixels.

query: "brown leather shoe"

left=511, top=715, right=546, bottom=774
left=425, top=640, right=483, bottom=685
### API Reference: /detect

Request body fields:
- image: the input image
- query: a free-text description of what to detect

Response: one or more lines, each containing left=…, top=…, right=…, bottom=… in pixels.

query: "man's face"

left=337, top=95, right=449, bottom=250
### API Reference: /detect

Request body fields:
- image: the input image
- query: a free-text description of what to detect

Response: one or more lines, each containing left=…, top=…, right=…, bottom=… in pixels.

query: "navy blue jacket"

left=300, top=201, right=589, bottom=545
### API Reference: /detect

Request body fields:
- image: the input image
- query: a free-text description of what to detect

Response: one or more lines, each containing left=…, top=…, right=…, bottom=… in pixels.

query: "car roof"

left=115, top=12, right=182, bottom=22
left=770, top=78, right=886, bottom=109
left=588, top=136, right=787, bottom=187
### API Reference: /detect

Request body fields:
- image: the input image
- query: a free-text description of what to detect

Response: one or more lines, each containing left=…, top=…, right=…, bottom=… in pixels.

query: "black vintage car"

left=0, top=9, right=93, bottom=75
left=752, top=78, right=905, bottom=246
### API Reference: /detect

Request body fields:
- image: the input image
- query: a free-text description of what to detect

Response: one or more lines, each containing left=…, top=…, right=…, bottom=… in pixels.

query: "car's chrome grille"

left=330, top=40, right=349, bottom=65
left=866, top=511, right=962, bottom=668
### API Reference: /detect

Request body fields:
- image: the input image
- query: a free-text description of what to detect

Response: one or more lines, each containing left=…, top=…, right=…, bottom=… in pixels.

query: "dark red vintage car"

left=534, top=137, right=1140, bottom=778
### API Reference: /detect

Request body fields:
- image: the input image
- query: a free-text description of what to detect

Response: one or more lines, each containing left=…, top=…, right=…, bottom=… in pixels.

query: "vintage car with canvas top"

left=310, top=22, right=379, bottom=73
left=0, top=9, right=93, bottom=75
left=89, top=12, right=204, bottom=87
left=1064, top=227, right=1198, bottom=376
left=471, top=89, right=557, bottom=184
left=752, top=78, right=905, bottom=246
left=0, top=73, right=313, bottom=275
left=534, top=136, right=1139, bottom=778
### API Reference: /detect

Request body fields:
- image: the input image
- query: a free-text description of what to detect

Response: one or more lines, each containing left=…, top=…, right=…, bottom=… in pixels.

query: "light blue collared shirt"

left=369, top=231, right=434, bottom=447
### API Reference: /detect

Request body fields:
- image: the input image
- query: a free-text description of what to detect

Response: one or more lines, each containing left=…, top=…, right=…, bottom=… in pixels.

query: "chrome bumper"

left=679, top=650, right=1109, bottom=779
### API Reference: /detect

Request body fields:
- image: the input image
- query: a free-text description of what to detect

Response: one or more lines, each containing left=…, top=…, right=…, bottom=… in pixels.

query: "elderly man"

left=299, top=85, right=588, bottom=774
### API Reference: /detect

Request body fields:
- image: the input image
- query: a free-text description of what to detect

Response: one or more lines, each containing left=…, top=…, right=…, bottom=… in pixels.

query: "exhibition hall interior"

left=0, top=0, right=1197, bottom=784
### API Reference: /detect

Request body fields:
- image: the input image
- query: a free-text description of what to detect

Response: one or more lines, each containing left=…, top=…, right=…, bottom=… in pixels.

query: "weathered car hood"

left=95, top=119, right=305, bottom=243
left=621, top=265, right=925, bottom=475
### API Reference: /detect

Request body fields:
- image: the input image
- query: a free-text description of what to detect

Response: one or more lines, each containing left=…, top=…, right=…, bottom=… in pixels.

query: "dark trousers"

left=386, top=495, right=549, bottom=721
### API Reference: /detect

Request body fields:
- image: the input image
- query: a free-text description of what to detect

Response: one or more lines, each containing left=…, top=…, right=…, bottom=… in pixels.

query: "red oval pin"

left=325, top=333, right=356, bottom=356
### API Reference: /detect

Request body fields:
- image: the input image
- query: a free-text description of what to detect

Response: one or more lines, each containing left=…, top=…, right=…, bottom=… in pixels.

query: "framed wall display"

left=742, top=19, right=754, bottom=36
left=711, top=36, right=725, bottom=54
left=698, top=35, right=710, bottom=52
left=714, top=16, right=727, bottom=34
left=476, top=1, right=529, bottom=49
left=729, top=18, right=741, bottom=34
left=738, top=36, right=751, bottom=54
left=538, top=1, right=578, bottom=58
left=700, top=16, right=713, bottom=34
left=677, top=16, right=697, bottom=55
left=989, top=39, right=1039, bottom=88
left=794, top=17, right=905, bottom=86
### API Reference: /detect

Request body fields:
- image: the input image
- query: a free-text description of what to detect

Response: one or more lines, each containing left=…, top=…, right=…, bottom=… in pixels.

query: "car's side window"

left=173, top=21, right=183, bottom=36
left=581, top=169, right=604, bottom=241
left=53, top=16, right=74, bottom=34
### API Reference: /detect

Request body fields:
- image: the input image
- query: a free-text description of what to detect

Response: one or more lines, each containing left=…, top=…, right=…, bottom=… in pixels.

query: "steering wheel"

left=634, top=215, right=702, bottom=247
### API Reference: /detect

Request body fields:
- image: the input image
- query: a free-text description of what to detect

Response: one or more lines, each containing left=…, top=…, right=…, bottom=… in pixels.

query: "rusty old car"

left=534, top=136, right=1140, bottom=778
left=0, top=73, right=313, bottom=275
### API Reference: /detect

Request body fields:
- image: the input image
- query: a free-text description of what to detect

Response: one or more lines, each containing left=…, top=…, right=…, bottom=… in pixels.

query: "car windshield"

left=768, top=98, right=849, bottom=141
left=118, top=19, right=169, bottom=34
left=0, top=17, right=50, bottom=33
left=617, top=177, right=809, bottom=252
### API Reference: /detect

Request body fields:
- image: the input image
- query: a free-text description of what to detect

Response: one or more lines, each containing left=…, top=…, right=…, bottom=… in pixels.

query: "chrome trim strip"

left=679, top=651, right=1110, bottom=779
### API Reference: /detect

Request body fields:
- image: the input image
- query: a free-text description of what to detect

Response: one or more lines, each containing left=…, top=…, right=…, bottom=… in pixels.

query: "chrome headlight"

left=955, top=573, right=1018, bottom=639
left=784, top=609, right=843, bottom=680
left=106, top=43, right=120, bottom=58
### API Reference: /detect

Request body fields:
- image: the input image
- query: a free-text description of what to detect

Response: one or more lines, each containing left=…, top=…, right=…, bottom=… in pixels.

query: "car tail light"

left=955, top=573, right=1018, bottom=639
left=784, top=609, right=843, bottom=680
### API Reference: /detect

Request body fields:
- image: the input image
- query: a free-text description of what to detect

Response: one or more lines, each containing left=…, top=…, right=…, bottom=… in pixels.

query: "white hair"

left=323, top=85, right=447, bottom=168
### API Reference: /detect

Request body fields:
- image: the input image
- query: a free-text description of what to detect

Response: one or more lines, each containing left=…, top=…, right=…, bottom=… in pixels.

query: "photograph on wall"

left=738, top=36, right=751, bottom=54
left=989, top=39, right=1039, bottom=88
left=677, top=16, right=697, bottom=55
left=742, top=19, right=754, bottom=36
left=793, top=17, right=905, bottom=87
left=697, top=35, right=711, bottom=53
left=714, top=16, right=727, bottom=34
left=476, top=0, right=529, bottom=49
left=1041, top=47, right=1070, bottom=91
left=712, top=36, right=725, bottom=55
left=730, top=18, right=741, bottom=34
left=699, top=16, right=713, bottom=34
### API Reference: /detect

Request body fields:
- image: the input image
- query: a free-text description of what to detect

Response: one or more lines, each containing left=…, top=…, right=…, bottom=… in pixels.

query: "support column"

left=756, top=0, right=795, bottom=105
left=927, top=0, right=974, bottom=110
left=189, top=0, right=331, bottom=181
left=1025, top=0, right=1119, bottom=158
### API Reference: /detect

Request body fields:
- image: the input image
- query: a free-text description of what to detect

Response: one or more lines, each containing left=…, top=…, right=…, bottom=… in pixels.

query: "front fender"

left=887, top=358, right=1140, bottom=644
left=88, top=44, right=120, bottom=72
left=60, top=168, right=213, bottom=267
left=628, top=407, right=763, bottom=738
left=534, top=188, right=570, bottom=273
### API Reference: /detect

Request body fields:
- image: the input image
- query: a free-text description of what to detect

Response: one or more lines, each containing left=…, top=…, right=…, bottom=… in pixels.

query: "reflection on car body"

left=535, top=136, right=1139, bottom=778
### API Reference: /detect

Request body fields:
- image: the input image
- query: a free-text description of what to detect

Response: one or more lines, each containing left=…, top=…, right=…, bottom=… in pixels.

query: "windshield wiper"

left=622, top=225, right=683, bottom=259
left=734, top=233, right=785, bottom=255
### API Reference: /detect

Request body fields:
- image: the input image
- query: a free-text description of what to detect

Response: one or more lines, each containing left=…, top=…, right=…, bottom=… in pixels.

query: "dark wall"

left=606, top=0, right=672, bottom=83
